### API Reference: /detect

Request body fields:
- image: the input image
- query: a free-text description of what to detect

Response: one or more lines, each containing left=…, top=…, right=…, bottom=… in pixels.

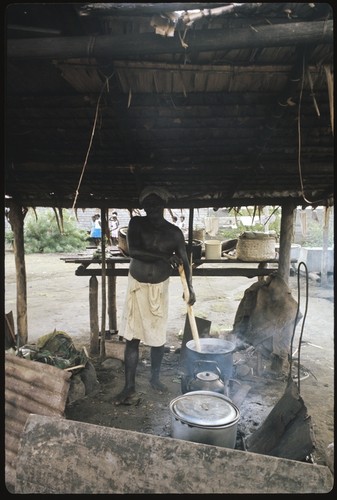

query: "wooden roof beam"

left=7, top=20, right=333, bottom=60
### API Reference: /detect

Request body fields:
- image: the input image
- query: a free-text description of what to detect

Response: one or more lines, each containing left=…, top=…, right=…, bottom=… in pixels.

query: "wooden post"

left=107, top=263, right=117, bottom=333
left=321, top=206, right=331, bottom=287
left=7, top=203, right=28, bottom=346
left=89, top=276, right=99, bottom=356
left=278, top=203, right=296, bottom=285
left=8, top=20, right=333, bottom=60
left=100, top=208, right=107, bottom=359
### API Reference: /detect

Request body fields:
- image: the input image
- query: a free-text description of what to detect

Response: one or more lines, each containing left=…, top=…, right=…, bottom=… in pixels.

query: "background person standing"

left=178, top=215, right=188, bottom=237
left=90, top=214, right=101, bottom=246
left=110, top=211, right=119, bottom=246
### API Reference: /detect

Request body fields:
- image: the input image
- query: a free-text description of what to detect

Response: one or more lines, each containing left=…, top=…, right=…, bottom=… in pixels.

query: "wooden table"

left=62, top=254, right=281, bottom=278
left=62, top=251, right=286, bottom=353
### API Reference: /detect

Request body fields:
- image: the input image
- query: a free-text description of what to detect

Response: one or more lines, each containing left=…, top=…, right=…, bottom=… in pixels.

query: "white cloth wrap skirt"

left=120, top=274, right=169, bottom=347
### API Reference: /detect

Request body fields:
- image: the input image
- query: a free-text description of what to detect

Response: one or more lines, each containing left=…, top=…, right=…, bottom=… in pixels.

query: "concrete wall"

left=297, top=247, right=334, bottom=273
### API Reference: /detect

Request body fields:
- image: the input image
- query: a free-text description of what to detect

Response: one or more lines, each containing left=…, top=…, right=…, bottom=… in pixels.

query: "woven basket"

left=236, top=232, right=276, bottom=262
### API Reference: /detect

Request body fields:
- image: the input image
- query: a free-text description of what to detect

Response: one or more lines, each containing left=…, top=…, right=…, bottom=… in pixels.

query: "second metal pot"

left=170, top=390, right=240, bottom=449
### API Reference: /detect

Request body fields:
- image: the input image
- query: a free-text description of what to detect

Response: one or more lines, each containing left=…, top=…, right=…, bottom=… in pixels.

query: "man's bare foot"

left=150, top=379, right=168, bottom=393
left=113, top=387, right=135, bottom=405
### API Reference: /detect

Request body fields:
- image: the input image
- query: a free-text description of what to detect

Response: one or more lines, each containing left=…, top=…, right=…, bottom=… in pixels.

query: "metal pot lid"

left=186, top=338, right=235, bottom=354
left=171, top=391, right=238, bottom=427
left=196, top=371, right=219, bottom=382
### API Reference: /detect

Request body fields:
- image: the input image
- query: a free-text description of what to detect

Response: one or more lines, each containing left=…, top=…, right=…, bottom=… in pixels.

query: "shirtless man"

left=113, top=186, right=196, bottom=404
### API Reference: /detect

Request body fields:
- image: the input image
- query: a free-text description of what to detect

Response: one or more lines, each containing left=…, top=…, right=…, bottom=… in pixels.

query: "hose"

left=288, top=261, right=309, bottom=394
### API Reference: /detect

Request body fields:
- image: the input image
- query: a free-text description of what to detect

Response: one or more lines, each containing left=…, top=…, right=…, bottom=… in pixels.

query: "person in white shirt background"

left=110, top=211, right=119, bottom=245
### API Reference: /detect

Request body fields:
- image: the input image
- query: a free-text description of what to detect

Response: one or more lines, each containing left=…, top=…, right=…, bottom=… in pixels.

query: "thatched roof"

left=5, top=2, right=334, bottom=209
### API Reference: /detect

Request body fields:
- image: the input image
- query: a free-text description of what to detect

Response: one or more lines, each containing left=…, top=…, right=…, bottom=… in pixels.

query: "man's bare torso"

left=128, top=216, right=183, bottom=284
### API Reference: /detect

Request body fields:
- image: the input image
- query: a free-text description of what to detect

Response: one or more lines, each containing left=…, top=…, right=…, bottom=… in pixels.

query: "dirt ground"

left=4, top=250, right=334, bottom=474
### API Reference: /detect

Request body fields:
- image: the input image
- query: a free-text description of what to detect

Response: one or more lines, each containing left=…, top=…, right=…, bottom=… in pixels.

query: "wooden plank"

left=76, top=267, right=129, bottom=276
left=75, top=267, right=275, bottom=278
left=191, top=268, right=275, bottom=277
left=64, top=257, right=293, bottom=264
left=15, top=414, right=333, bottom=494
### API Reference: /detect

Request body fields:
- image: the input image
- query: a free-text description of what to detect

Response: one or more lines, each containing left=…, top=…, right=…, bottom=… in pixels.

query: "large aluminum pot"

left=170, top=390, right=240, bottom=449
left=181, top=338, right=235, bottom=394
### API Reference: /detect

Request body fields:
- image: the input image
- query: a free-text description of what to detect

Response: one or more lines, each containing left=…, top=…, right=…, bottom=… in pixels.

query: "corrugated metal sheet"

left=5, top=352, right=72, bottom=491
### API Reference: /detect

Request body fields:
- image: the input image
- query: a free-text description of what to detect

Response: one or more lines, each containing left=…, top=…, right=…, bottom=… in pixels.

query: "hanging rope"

left=297, top=55, right=326, bottom=205
left=72, top=71, right=115, bottom=210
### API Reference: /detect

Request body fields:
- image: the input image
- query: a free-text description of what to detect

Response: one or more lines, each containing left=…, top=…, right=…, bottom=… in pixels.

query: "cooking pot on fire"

left=181, top=338, right=235, bottom=394
left=187, top=360, right=226, bottom=394
left=170, top=390, right=240, bottom=449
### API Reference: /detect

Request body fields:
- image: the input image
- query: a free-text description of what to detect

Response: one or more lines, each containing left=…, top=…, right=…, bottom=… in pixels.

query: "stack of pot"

left=180, top=338, right=235, bottom=396
left=171, top=338, right=240, bottom=449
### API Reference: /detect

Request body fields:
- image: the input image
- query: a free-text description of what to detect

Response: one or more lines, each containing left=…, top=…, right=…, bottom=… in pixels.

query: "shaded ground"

left=5, top=250, right=334, bottom=472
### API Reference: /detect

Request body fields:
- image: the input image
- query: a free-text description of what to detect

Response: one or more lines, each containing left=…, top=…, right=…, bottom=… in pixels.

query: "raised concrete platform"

left=14, top=414, right=333, bottom=494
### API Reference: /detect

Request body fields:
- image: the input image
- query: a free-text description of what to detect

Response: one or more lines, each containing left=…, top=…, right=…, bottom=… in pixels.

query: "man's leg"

left=150, top=344, right=167, bottom=392
left=114, top=338, right=140, bottom=404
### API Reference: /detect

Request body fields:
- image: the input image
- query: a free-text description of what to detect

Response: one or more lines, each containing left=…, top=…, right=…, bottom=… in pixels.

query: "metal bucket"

left=185, top=239, right=203, bottom=260
left=181, top=338, right=235, bottom=394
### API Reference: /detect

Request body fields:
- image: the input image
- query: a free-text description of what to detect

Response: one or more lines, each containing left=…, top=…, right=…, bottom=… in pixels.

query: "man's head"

left=139, top=186, right=171, bottom=207
left=141, top=194, right=165, bottom=216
